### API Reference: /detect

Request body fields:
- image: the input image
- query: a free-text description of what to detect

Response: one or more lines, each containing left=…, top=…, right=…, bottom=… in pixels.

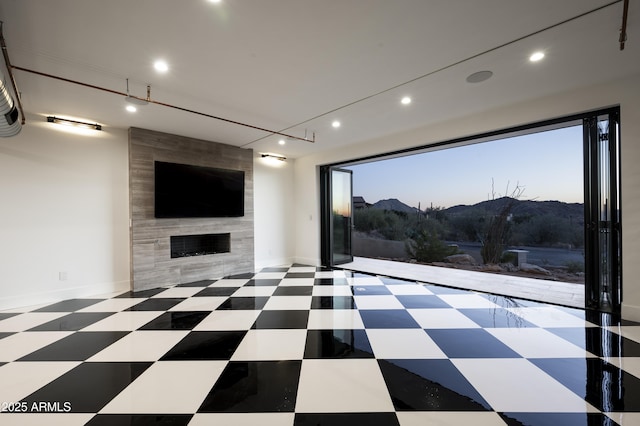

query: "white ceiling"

left=0, top=0, right=637, bottom=158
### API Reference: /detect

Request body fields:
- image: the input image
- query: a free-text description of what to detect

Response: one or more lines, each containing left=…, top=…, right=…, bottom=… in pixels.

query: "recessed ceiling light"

left=401, top=96, right=412, bottom=105
left=529, top=51, right=545, bottom=62
left=126, top=105, right=137, bottom=113
left=466, top=70, right=493, bottom=83
left=332, top=120, right=341, bottom=128
left=154, top=60, right=169, bottom=73
left=208, top=0, right=222, bottom=3
left=278, top=139, right=286, bottom=145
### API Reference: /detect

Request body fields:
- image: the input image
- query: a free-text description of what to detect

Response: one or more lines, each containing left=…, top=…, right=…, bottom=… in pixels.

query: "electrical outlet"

left=59, top=271, right=68, bottom=281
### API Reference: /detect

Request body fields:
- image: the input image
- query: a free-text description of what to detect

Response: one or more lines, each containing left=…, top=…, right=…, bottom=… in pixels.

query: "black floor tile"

left=193, top=287, right=238, bottom=297
left=226, top=272, right=255, bottom=279
left=359, top=310, right=420, bottom=329
left=22, top=362, right=151, bottom=413
left=273, top=286, right=313, bottom=296
left=139, top=311, right=209, bottom=330
left=379, top=277, right=415, bottom=285
left=285, top=272, right=316, bottom=279
left=251, top=310, right=309, bottom=329
left=160, top=331, right=246, bottom=360
left=548, top=327, right=640, bottom=357
left=198, top=360, right=301, bottom=412
left=18, top=331, right=129, bottom=361
left=217, top=297, right=269, bottom=310
left=176, top=280, right=214, bottom=287
left=304, top=329, right=374, bottom=359
left=85, top=414, right=193, bottom=426
left=426, top=329, right=521, bottom=358
left=499, top=412, right=620, bottom=426
left=115, top=288, right=166, bottom=298
left=0, top=332, right=13, bottom=341
left=244, top=279, right=282, bottom=287
left=294, top=412, right=400, bottom=426
left=531, top=358, right=640, bottom=412
left=32, top=299, right=105, bottom=312
left=125, top=298, right=185, bottom=311
left=395, top=295, right=452, bottom=309
left=314, top=278, right=349, bottom=286
left=352, top=286, right=392, bottom=296
left=378, top=359, right=492, bottom=411
left=458, top=308, right=537, bottom=328
left=0, top=313, right=18, bottom=321
left=28, top=312, right=115, bottom=331
left=311, top=296, right=356, bottom=310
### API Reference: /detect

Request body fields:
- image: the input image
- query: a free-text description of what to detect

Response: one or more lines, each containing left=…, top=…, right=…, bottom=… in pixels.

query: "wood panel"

left=129, top=127, right=254, bottom=291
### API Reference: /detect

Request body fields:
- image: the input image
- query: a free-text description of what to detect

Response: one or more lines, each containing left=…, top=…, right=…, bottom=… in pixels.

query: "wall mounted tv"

left=154, top=161, right=244, bottom=218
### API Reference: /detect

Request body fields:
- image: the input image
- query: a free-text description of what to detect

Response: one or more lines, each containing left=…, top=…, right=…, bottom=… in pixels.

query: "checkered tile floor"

left=1, top=265, right=640, bottom=425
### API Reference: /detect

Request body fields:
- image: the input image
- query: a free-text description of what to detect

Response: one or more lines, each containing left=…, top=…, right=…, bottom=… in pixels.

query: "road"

left=452, top=242, right=584, bottom=268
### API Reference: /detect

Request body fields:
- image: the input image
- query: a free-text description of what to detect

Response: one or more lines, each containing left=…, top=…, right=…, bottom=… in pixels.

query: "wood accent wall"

left=129, top=127, right=254, bottom=291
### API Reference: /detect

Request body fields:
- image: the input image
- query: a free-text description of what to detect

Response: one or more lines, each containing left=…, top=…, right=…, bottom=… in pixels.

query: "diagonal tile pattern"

left=0, top=264, right=637, bottom=425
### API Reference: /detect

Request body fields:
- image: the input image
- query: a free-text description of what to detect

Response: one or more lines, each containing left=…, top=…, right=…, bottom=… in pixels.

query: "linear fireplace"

left=170, top=233, right=231, bottom=258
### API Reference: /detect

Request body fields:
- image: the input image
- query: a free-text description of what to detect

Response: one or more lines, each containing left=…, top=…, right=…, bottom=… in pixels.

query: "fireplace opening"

left=170, top=233, right=230, bottom=258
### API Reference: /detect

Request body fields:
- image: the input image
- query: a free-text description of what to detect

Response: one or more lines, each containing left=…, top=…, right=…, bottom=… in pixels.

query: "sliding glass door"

left=584, top=110, right=622, bottom=312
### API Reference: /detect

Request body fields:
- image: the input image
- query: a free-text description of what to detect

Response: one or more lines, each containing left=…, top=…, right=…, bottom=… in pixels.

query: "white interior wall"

left=253, top=155, right=295, bottom=270
left=293, top=73, right=640, bottom=321
left=0, top=114, right=130, bottom=310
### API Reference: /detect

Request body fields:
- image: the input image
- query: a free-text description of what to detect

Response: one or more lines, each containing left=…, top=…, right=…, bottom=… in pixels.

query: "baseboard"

left=254, top=257, right=295, bottom=271
left=622, top=302, right=640, bottom=322
left=0, top=280, right=130, bottom=311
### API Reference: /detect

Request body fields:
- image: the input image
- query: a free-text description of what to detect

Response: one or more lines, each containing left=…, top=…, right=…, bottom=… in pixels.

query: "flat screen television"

left=154, top=161, right=244, bottom=218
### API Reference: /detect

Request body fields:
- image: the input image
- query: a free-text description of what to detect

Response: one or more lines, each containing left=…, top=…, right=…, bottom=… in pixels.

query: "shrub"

left=406, top=229, right=458, bottom=263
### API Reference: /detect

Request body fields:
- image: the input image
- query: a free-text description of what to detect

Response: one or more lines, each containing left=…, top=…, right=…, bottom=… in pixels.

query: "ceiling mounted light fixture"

left=529, top=51, right=545, bottom=62
left=332, top=120, right=341, bottom=128
left=401, top=96, right=412, bottom=105
left=278, top=139, right=286, bottom=145
left=126, top=105, right=137, bottom=113
left=154, top=60, right=169, bottom=73
left=47, top=116, right=102, bottom=131
left=261, top=153, right=286, bottom=162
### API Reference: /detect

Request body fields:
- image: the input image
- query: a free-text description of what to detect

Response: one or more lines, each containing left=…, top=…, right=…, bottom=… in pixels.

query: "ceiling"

left=0, top=0, right=637, bottom=158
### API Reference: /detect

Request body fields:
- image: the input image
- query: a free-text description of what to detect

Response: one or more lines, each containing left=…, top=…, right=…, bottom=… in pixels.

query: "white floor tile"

left=606, top=412, right=640, bottom=426
left=231, top=329, right=307, bottom=361
left=263, top=296, right=311, bottom=310
left=287, top=267, right=316, bottom=273
left=151, top=287, right=203, bottom=298
left=436, top=294, right=499, bottom=309
left=295, top=359, right=394, bottom=412
left=307, top=310, right=364, bottom=329
left=0, top=313, right=68, bottom=332
left=252, top=272, right=286, bottom=279
left=605, top=357, right=640, bottom=379
left=168, top=297, right=227, bottom=312
left=397, top=411, right=508, bottom=426
left=0, top=414, right=93, bottom=425
left=232, top=286, right=277, bottom=297
left=0, top=362, right=80, bottom=403
left=100, top=361, right=227, bottom=414
left=279, top=278, right=315, bottom=286
left=452, top=358, right=599, bottom=412
left=353, top=295, right=404, bottom=310
left=507, top=307, right=598, bottom=328
left=192, top=311, right=261, bottom=331
left=347, top=277, right=385, bottom=286
left=366, top=329, right=447, bottom=359
left=87, top=330, right=189, bottom=362
left=312, top=286, right=354, bottom=296
left=487, top=328, right=595, bottom=358
left=76, top=299, right=145, bottom=312
left=408, top=309, right=481, bottom=329
left=0, top=331, right=73, bottom=362
left=315, top=270, right=348, bottom=279
left=387, top=285, right=434, bottom=296
left=607, top=326, right=640, bottom=344
left=189, top=413, right=295, bottom=426
left=80, top=311, right=162, bottom=331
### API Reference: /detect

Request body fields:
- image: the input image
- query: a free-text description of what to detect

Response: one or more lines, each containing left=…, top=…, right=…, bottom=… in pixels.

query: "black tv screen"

left=154, top=161, right=244, bottom=218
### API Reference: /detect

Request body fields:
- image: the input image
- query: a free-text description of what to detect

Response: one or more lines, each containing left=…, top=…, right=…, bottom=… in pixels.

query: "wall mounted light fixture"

left=261, top=153, right=286, bottom=162
left=47, top=116, right=102, bottom=131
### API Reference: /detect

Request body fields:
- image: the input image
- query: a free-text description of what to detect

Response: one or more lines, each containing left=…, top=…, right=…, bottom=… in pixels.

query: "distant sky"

left=346, top=125, right=584, bottom=209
